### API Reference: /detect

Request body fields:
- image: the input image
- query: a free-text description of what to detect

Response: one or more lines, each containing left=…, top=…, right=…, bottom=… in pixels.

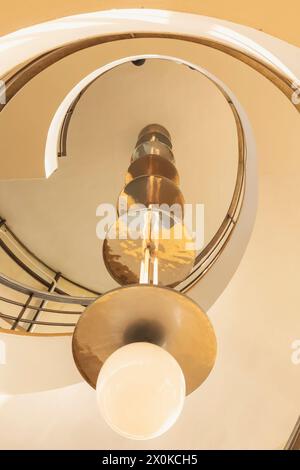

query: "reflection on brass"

left=118, top=175, right=185, bottom=214
left=72, top=284, right=217, bottom=395
left=103, top=209, right=195, bottom=287
left=118, top=124, right=184, bottom=229
left=107, top=124, right=195, bottom=287
left=132, top=123, right=174, bottom=161
left=126, top=155, right=179, bottom=184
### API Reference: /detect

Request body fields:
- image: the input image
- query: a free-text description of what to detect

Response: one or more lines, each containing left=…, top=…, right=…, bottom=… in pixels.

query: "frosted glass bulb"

left=96, top=342, right=186, bottom=440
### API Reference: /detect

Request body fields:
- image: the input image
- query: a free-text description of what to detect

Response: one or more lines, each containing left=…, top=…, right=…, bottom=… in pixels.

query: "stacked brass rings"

left=103, top=124, right=196, bottom=287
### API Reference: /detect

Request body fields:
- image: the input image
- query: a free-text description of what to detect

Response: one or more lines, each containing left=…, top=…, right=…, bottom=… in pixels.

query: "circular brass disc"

left=118, top=175, right=184, bottom=214
left=72, top=285, right=217, bottom=395
left=125, top=155, right=179, bottom=185
left=137, top=123, right=172, bottom=145
left=103, top=209, right=196, bottom=286
left=136, top=132, right=172, bottom=149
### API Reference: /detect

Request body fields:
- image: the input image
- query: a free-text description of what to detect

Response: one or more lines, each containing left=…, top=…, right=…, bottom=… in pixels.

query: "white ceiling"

left=0, top=59, right=237, bottom=292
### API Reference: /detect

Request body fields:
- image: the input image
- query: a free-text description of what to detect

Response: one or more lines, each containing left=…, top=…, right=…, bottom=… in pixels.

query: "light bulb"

left=96, top=342, right=186, bottom=440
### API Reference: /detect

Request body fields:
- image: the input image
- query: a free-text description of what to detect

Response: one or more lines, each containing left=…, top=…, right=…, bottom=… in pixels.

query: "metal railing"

left=0, top=218, right=98, bottom=333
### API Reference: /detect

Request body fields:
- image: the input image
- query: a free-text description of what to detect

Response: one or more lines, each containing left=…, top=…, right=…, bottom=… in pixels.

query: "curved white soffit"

left=46, top=54, right=257, bottom=312
left=45, top=54, right=245, bottom=178
left=0, top=9, right=299, bottom=79
left=0, top=9, right=299, bottom=175
left=0, top=331, right=81, bottom=394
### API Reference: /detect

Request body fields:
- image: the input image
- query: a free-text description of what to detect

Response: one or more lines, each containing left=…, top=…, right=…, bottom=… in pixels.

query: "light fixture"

left=96, top=342, right=185, bottom=440
left=72, top=124, right=217, bottom=439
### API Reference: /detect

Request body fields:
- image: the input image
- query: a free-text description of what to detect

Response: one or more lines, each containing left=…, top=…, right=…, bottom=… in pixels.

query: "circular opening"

left=0, top=58, right=239, bottom=294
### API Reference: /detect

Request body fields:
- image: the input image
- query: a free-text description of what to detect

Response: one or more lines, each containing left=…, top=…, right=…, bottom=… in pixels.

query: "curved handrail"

left=0, top=310, right=76, bottom=327
left=0, top=273, right=97, bottom=305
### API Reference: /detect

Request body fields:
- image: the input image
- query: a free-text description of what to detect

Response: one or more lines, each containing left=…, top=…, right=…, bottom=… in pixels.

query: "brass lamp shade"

left=72, top=284, right=217, bottom=395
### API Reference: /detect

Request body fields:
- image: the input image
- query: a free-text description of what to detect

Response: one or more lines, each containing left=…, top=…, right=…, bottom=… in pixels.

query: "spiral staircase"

left=0, top=4, right=299, bottom=450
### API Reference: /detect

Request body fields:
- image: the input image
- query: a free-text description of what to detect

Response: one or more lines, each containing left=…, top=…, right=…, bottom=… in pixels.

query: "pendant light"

left=72, top=125, right=217, bottom=439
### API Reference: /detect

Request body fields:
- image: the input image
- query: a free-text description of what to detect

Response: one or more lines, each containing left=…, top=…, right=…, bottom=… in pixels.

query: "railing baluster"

left=11, top=293, right=33, bottom=330
left=26, top=273, right=62, bottom=333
